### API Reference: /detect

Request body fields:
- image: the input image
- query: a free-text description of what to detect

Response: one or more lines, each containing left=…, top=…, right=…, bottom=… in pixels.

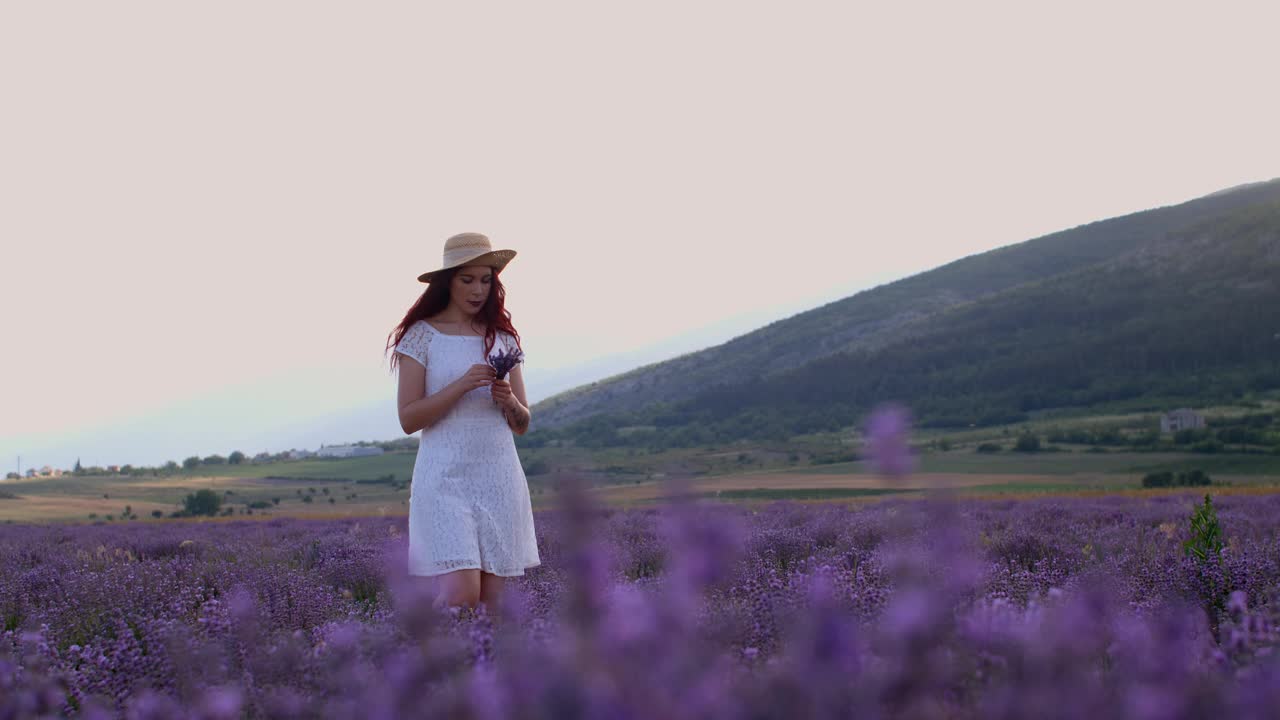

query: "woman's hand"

left=492, top=378, right=530, bottom=434
left=453, top=364, right=497, bottom=394
left=490, top=378, right=520, bottom=409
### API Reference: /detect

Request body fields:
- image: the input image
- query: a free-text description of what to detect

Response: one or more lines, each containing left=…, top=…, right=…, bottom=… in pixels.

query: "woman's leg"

left=433, top=569, right=482, bottom=609
left=479, top=572, right=505, bottom=618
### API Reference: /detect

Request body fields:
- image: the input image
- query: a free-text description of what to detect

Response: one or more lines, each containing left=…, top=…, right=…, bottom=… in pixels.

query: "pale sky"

left=3, top=1, right=1279, bottom=472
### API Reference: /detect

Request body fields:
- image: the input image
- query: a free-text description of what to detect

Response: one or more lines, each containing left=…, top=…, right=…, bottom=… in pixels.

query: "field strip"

left=580, top=472, right=1084, bottom=504
left=575, top=470, right=1280, bottom=507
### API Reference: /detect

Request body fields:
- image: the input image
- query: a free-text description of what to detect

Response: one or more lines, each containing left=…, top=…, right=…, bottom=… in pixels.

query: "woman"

left=386, top=232, right=541, bottom=616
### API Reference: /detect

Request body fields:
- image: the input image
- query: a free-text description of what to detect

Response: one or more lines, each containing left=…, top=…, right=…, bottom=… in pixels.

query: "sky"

left=3, top=1, right=1279, bottom=472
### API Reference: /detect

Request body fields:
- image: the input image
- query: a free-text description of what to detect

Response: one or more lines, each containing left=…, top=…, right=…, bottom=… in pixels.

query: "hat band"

left=442, top=247, right=494, bottom=267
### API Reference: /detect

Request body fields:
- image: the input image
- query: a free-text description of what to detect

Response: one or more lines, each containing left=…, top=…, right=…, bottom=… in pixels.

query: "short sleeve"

left=395, top=322, right=433, bottom=368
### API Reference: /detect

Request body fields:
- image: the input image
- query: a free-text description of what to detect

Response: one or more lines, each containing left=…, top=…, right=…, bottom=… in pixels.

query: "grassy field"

left=175, top=453, right=418, bottom=481
left=6, top=462, right=1278, bottom=522
left=4, top=438, right=1278, bottom=523
left=790, top=451, right=1280, bottom=476
left=0, top=471, right=415, bottom=524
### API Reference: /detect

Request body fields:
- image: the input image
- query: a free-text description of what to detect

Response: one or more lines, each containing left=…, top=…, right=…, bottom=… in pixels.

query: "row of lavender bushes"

left=3, top=404, right=1279, bottom=718
left=2, top=480, right=1279, bottom=718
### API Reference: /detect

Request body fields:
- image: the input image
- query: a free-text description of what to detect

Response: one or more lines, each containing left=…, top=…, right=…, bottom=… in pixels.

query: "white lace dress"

left=394, top=320, right=542, bottom=577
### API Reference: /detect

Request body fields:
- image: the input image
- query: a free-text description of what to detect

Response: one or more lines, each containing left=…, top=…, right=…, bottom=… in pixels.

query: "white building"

left=315, top=445, right=385, bottom=458
left=1160, top=408, right=1206, bottom=434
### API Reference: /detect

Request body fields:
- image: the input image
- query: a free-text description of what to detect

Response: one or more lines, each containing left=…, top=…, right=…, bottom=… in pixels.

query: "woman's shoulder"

left=394, top=320, right=436, bottom=367
left=403, top=319, right=435, bottom=339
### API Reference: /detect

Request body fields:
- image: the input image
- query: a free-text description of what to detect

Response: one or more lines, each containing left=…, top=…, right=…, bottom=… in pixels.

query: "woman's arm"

left=397, top=358, right=491, bottom=434
left=493, top=364, right=531, bottom=435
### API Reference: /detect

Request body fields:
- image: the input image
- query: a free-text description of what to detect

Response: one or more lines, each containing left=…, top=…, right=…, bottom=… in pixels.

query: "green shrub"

left=1142, top=469, right=1212, bottom=488
left=1131, top=430, right=1161, bottom=447
left=1182, top=469, right=1212, bottom=486
left=1174, top=429, right=1209, bottom=445
left=1184, top=494, right=1224, bottom=563
left=1142, top=472, right=1173, bottom=488
left=182, top=489, right=222, bottom=517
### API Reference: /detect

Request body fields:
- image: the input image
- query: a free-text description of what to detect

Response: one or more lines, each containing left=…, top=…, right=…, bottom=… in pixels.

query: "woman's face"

left=450, top=265, right=493, bottom=316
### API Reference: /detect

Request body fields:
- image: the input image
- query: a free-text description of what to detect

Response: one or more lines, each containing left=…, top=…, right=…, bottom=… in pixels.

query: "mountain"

left=528, top=179, right=1280, bottom=446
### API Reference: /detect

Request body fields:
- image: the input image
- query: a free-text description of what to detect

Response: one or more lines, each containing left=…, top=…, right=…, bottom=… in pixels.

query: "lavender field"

left=3, top=480, right=1280, bottom=719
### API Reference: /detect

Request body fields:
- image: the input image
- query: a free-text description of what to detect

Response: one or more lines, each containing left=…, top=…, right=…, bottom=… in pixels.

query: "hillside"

left=528, top=179, right=1280, bottom=446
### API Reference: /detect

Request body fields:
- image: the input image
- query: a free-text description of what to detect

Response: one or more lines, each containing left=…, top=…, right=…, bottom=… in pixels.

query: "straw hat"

left=417, top=232, right=517, bottom=283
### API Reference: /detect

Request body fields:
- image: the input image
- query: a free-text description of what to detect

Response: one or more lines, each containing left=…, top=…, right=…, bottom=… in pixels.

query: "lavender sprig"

left=488, top=347, right=525, bottom=380
left=863, top=402, right=916, bottom=478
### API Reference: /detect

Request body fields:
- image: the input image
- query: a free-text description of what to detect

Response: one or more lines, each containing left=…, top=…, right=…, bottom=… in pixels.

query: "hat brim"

left=418, top=249, right=516, bottom=283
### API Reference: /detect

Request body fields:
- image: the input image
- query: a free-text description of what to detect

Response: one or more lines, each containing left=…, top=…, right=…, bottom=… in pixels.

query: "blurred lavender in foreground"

left=4, top=431, right=1280, bottom=716
left=487, top=347, right=524, bottom=380
left=863, top=402, right=917, bottom=478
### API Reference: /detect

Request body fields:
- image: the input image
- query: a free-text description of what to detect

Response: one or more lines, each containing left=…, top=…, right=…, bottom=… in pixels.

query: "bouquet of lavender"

left=488, top=347, right=524, bottom=380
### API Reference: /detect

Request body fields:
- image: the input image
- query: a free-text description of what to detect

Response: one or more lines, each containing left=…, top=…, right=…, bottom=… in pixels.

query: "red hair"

left=386, top=266, right=521, bottom=373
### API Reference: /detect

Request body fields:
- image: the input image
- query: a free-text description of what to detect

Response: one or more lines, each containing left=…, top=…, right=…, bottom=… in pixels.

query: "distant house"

left=39, top=465, right=54, bottom=477
left=253, top=452, right=272, bottom=463
left=285, top=449, right=316, bottom=460
left=315, top=445, right=385, bottom=459
left=107, top=465, right=121, bottom=473
left=1161, top=408, right=1206, bottom=434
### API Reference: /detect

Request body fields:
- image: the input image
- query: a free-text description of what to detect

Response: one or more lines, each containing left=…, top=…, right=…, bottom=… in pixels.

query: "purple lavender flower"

left=487, top=347, right=525, bottom=380
left=863, top=402, right=916, bottom=478
left=6, top=490, right=1280, bottom=715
